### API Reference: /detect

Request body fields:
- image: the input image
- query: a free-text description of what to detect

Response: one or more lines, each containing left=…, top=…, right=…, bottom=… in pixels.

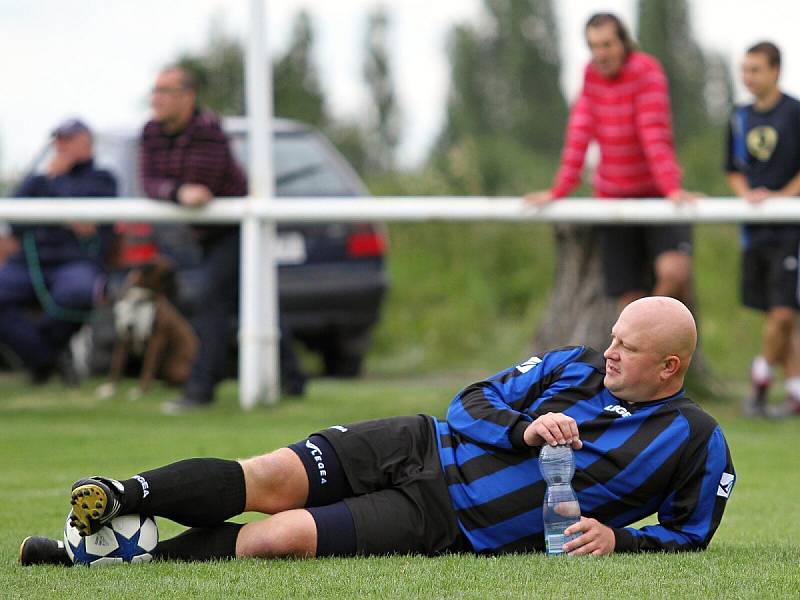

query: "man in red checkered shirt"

left=526, top=13, right=698, bottom=313
left=140, top=66, right=306, bottom=413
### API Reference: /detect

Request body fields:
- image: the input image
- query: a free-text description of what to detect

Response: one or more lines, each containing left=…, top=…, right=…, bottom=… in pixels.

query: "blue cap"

left=51, top=118, right=91, bottom=138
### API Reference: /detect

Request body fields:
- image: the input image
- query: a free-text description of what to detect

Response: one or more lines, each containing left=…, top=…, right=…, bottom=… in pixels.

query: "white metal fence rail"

left=4, top=196, right=800, bottom=408
left=7, top=196, right=800, bottom=223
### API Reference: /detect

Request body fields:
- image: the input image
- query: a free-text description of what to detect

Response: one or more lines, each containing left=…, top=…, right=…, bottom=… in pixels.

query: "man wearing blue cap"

left=0, top=118, right=117, bottom=384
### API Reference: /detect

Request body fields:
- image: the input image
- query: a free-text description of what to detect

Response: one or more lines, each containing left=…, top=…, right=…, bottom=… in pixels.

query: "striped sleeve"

left=182, top=121, right=244, bottom=197
left=138, top=114, right=246, bottom=202
left=445, top=347, right=586, bottom=451
left=612, top=425, right=735, bottom=552
left=139, top=124, right=181, bottom=202
left=633, top=60, right=681, bottom=196
left=551, top=89, right=594, bottom=199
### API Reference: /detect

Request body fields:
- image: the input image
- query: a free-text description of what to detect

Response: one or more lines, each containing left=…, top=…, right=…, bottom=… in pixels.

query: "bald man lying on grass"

left=22, top=297, right=735, bottom=565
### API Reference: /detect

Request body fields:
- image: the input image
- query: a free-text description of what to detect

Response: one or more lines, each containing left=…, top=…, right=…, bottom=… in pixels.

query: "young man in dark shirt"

left=0, top=119, right=116, bottom=384
left=21, top=297, right=734, bottom=565
left=726, top=42, right=800, bottom=417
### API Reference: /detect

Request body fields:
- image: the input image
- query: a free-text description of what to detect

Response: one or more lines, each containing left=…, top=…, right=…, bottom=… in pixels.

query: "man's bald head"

left=604, top=297, right=697, bottom=401
left=620, top=297, right=697, bottom=374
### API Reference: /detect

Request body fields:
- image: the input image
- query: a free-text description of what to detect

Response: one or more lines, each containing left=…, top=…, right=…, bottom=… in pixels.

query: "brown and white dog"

left=96, top=257, right=198, bottom=400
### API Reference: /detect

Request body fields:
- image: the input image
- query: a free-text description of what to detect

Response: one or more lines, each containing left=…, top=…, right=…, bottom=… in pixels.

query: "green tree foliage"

left=177, top=23, right=245, bottom=116
left=439, top=0, right=566, bottom=157
left=636, top=0, right=709, bottom=144
left=175, top=12, right=326, bottom=127
left=636, top=0, right=733, bottom=192
left=173, top=13, right=371, bottom=173
left=273, top=11, right=327, bottom=128
left=678, top=50, right=734, bottom=196
left=325, top=121, right=371, bottom=177
left=363, top=7, right=401, bottom=173
left=432, top=0, right=566, bottom=195
left=438, top=25, right=487, bottom=152
left=704, top=51, right=735, bottom=127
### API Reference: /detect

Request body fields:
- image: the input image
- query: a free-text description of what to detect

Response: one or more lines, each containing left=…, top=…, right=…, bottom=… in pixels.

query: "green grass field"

left=3, top=374, right=799, bottom=599
left=3, top=220, right=799, bottom=597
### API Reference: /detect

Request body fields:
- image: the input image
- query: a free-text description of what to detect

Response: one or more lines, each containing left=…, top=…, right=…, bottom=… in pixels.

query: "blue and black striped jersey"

left=433, top=346, right=735, bottom=554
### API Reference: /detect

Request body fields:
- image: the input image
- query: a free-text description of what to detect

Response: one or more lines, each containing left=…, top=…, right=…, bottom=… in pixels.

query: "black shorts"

left=742, top=239, right=800, bottom=310
left=311, top=415, right=466, bottom=556
left=599, top=225, right=693, bottom=296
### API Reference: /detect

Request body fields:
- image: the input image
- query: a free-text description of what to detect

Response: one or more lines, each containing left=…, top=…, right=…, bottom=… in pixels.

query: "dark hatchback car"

left=90, top=117, right=388, bottom=376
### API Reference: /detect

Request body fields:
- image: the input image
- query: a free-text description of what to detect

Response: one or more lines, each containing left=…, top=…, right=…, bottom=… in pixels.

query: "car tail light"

left=114, top=222, right=158, bottom=266
left=346, top=226, right=387, bottom=258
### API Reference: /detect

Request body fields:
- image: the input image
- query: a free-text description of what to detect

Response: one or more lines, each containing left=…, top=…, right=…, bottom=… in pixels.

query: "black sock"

left=153, top=522, right=243, bottom=561
left=119, top=458, right=246, bottom=527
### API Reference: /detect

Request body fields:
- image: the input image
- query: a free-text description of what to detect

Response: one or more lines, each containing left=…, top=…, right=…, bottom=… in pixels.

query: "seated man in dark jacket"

left=0, top=118, right=117, bottom=383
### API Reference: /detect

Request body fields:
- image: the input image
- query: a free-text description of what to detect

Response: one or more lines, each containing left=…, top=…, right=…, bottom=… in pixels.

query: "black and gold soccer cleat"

left=19, top=536, right=72, bottom=566
left=69, top=476, right=125, bottom=536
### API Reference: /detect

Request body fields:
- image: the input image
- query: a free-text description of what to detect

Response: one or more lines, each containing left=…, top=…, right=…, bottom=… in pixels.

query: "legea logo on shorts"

left=133, top=474, right=150, bottom=498
left=305, top=439, right=328, bottom=485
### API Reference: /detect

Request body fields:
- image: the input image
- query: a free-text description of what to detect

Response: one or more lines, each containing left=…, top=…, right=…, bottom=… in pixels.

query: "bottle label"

left=544, top=528, right=579, bottom=556
left=545, top=533, right=567, bottom=555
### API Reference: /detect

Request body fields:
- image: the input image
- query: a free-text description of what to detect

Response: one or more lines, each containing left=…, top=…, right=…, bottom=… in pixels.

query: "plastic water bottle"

left=539, top=444, right=581, bottom=555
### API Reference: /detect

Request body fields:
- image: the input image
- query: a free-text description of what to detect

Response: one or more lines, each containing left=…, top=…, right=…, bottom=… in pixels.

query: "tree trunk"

left=532, top=223, right=723, bottom=399
left=532, top=224, right=616, bottom=354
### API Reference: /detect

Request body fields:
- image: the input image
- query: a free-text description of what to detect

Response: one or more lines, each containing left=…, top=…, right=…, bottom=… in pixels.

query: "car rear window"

left=229, top=131, right=359, bottom=197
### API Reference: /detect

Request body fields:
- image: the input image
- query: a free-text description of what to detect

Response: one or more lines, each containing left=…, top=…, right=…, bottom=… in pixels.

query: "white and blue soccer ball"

left=63, top=514, right=158, bottom=566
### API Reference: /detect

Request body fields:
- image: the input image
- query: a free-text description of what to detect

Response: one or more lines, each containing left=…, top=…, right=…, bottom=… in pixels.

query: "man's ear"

left=661, top=355, right=681, bottom=380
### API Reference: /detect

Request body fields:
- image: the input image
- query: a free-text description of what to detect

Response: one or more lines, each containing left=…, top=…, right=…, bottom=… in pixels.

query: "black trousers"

left=183, top=229, right=305, bottom=401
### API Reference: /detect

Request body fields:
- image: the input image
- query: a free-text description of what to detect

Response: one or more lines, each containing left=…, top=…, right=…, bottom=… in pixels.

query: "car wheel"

left=321, top=328, right=372, bottom=378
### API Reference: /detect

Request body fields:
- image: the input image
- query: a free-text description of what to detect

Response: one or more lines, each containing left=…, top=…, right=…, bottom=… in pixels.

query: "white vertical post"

left=241, top=0, right=280, bottom=408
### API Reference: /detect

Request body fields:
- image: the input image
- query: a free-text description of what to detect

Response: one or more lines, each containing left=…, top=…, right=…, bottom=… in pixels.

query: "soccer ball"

left=63, top=513, right=158, bottom=566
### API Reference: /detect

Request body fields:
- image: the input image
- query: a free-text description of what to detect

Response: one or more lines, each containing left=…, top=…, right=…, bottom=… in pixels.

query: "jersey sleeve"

left=550, top=89, right=594, bottom=199
left=194, top=125, right=242, bottom=196
left=725, top=107, right=749, bottom=174
left=633, top=61, right=682, bottom=196
left=139, top=125, right=180, bottom=202
left=13, top=175, right=46, bottom=198
left=445, top=347, right=586, bottom=451
left=612, top=425, right=735, bottom=552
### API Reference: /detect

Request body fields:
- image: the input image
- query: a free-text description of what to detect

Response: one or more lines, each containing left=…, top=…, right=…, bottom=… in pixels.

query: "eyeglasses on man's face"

left=151, top=86, right=187, bottom=96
